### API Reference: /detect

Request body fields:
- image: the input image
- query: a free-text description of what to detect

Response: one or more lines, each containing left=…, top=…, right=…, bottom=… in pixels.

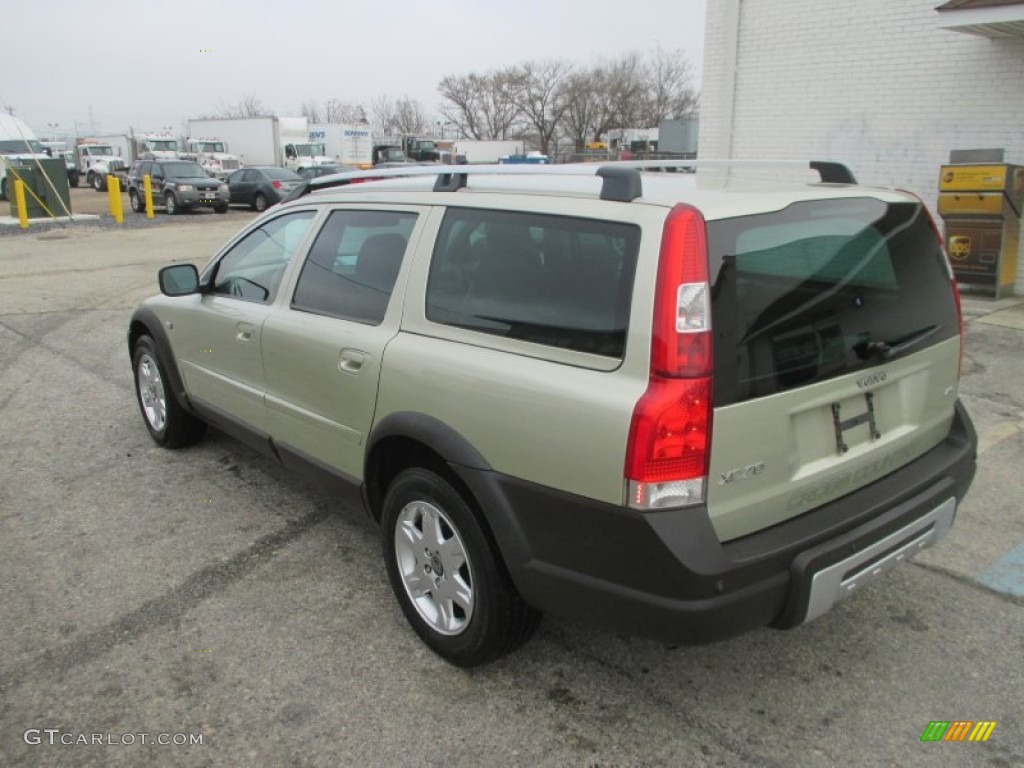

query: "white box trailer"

left=453, top=140, right=525, bottom=164
left=309, top=123, right=373, bottom=168
left=186, top=116, right=293, bottom=167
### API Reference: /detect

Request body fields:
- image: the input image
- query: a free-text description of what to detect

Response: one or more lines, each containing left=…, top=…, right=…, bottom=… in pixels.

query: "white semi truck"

left=75, top=136, right=131, bottom=191
left=308, top=123, right=373, bottom=168
left=186, top=116, right=314, bottom=169
left=135, top=132, right=181, bottom=160
left=180, top=137, right=240, bottom=179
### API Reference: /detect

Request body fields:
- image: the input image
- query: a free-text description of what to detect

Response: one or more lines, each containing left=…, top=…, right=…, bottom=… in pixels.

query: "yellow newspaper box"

left=938, top=163, right=1023, bottom=298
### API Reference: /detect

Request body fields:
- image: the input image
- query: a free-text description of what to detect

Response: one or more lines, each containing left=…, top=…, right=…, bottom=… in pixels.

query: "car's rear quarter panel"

left=375, top=196, right=671, bottom=506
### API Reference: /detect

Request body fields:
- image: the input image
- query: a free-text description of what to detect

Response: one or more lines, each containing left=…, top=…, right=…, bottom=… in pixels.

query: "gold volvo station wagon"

left=129, top=161, right=977, bottom=666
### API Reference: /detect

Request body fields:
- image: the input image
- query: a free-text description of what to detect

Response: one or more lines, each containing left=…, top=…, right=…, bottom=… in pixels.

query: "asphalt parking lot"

left=0, top=212, right=1022, bottom=767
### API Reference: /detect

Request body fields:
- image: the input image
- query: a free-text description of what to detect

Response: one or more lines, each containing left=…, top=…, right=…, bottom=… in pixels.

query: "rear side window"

left=426, top=208, right=640, bottom=357
left=708, top=199, right=958, bottom=406
left=292, top=209, right=416, bottom=325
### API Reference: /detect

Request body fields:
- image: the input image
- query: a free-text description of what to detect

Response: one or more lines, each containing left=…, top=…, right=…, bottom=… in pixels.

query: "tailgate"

left=704, top=196, right=961, bottom=542
left=707, top=338, right=960, bottom=541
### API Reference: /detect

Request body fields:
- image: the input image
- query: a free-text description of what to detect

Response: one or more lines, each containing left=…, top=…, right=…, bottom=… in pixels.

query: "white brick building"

left=700, top=0, right=1024, bottom=293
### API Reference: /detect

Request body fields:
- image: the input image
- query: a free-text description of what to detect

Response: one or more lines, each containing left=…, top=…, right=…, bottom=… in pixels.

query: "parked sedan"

left=296, top=164, right=360, bottom=180
left=226, top=167, right=303, bottom=212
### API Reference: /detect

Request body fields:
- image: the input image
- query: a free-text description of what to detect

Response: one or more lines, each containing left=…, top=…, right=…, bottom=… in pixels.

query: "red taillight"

left=651, top=205, right=712, bottom=376
left=272, top=179, right=283, bottom=190
left=626, top=376, right=711, bottom=478
left=625, top=204, right=713, bottom=510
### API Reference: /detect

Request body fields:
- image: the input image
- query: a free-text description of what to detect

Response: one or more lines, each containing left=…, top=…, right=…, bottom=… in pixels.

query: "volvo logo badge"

left=857, top=371, right=887, bottom=389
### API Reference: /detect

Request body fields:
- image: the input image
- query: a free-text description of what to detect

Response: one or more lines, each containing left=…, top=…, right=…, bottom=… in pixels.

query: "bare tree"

left=640, top=48, right=699, bottom=125
left=436, top=46, right=700, bottom=151
left=370, top=95, right=399, bottom=138
left=323, top=99, right=367, bottom=124
left=511, top=60, right=572, bottom=155
left=559, top=71, right=594, bottom=149
left=438, top=73, right=486, bottom=139
left=392, top=96, right=428, bottom=134
left=478, top=68, right=522, bottom=139
left=559, top=66, right=620, bottom=149
left=603, top=53, right=648, bottom=131
left=300, top=100, right=322, bottom=123
left=213, top=94, right=273, bottom=118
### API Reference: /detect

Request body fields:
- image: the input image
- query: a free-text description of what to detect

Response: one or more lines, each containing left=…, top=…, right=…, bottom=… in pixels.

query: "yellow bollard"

left=14, top=178, right=28, bottom=229
left=143, top=174, right=154, bottom=219
left=108, top=176, right=123, bottom=224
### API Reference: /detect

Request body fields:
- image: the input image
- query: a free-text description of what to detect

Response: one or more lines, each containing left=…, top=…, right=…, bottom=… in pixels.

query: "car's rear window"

left=263, top=168, right=301, bottom=180
left=426, top=208, right=640, bottom=358
left=707, top=198, right=958, bottom=406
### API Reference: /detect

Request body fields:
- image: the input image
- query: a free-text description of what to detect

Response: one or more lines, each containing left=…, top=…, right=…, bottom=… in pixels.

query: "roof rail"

left=280, top=159, right=857, bottom=205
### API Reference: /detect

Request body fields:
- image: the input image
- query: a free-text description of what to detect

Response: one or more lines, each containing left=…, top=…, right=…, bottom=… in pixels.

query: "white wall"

left=700, top=0, right=1024, bottom=292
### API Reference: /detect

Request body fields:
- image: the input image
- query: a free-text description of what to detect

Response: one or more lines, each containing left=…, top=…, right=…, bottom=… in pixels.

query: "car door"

left=171, top=209, right=319, bottom=436
left=232, top=169, right=259, bottom=205
left=225, top=169, right=243, bottom=203
left=261, top=206, right=426, bottom=480
left=134, top=160, right=152, bottom=198
left=150, top=162, right=171, bottom=204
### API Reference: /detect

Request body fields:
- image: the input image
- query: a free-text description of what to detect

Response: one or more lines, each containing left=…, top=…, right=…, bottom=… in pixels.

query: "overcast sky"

left=2, top=0, right=706, bottom=138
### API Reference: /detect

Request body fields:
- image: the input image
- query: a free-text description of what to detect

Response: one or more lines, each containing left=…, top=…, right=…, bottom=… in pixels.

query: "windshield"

left=82, top=145, right=113, bottom=156
left=162, top=162, right=208, bottom=177
left=0, top=139, right=44, bottom=154
left=295, top=144, right=325, bottom=157
left=198, top=142, right=225, bottom=153
left=150, top=140, right=178, bottom=151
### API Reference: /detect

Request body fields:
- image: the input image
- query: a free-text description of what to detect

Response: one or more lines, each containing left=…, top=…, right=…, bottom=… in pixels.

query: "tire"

left=253, top=192, right=267, bottom=212
left=132, top=335, right=206, bottom=448
left=214, top=203, right=228, bottom=214
left=381, top=467, right=540, bottom=667
left=92, top=172, right=106, bottom=192
left=165, top=192, right=179, bottom=215
left=0, top=177, right=6, bottom=201
left=69, top=173, right=79, bottom=188
left=129, top=189, right=143, bottom=213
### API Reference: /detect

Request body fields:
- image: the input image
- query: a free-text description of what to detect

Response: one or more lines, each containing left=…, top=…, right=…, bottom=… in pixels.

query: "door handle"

left=339, top=348, right=368, bottom=374
left=236, top=322, right=255, bottom=343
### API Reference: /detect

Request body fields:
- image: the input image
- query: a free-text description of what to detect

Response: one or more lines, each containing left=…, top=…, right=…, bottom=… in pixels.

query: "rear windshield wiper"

left=855, top=325, right=939, bottom=361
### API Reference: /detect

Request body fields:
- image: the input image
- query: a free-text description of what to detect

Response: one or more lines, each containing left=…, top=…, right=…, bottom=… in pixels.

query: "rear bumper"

left=455, top=401, right=977, bottom=644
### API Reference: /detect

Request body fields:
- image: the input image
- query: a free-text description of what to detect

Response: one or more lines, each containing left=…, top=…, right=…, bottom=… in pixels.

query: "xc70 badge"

left=719, top=462, right=766, bottom=486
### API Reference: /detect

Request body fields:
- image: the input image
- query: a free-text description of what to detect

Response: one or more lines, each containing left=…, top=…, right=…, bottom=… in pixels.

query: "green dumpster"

left=7, top=158, right=72, bottom=219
